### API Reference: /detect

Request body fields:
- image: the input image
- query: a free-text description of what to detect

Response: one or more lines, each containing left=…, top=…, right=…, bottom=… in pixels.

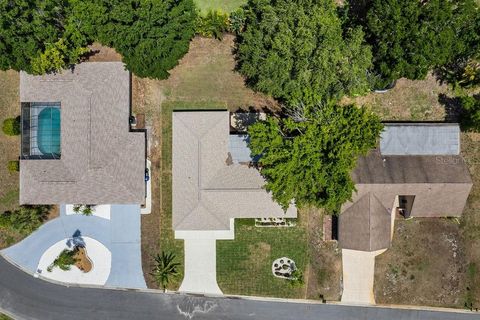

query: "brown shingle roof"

left=172, top=111, right=297, bottom=231
left=20, top=62, right=145, bottom=205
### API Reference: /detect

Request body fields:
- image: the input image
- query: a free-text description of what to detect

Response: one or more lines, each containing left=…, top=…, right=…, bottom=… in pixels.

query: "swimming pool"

left=37, top=107, right=61, bottom=155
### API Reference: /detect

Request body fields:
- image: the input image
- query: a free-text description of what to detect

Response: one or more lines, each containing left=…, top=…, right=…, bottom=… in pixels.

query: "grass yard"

left=217, top=219, right=308, bottom=298
left=194, top=0, right=246, bottom=14
left=0, top=70, right=22, bottom=249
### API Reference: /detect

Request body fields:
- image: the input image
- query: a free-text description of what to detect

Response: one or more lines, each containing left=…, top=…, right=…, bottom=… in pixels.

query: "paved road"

left=1, top=257, right=479, bottom=320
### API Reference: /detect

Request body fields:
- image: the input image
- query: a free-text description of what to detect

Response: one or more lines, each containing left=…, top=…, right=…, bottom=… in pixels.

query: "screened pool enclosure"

left=21, top=102, right=61, bottom=159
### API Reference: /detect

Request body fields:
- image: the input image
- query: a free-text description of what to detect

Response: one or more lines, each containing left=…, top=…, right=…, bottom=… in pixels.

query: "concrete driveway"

left=341, top=249, right=386, bottom=305
left=175, top=220, right=235, bottom=295
left=1, top=204, right=146, bottom=289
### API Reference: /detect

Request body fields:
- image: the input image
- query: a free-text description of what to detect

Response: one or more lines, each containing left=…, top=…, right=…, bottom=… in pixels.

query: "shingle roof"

left=20, top=62, right=145, bottom=205
left=339, top=192, right=392, bottom=251
left=172, top=111, right=296, bottom=231
left=380, top=123, right=460, bottom=155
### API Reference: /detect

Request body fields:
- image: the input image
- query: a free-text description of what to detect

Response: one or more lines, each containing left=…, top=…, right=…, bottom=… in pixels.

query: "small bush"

left=7, top=160, right=19, bottom=172
left=2, top=117, right=20, bottom=136
left=0, top=205, right=50, bottom=235
left=47, top=248, right=78, bottom=272
left=196, top=10, right=230, bottom=40
left=229, top=8, right=245, bottom=34
left=460, top=96, right=480, bottom=132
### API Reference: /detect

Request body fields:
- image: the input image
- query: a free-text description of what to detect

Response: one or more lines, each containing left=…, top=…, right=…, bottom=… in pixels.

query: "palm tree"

left=151, top=251, right=180, bottom=291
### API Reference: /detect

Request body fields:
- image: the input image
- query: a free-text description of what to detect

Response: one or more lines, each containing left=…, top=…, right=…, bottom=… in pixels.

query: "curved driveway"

left=1, top=204, right=145, bottom=289
left=1, top=257, right=479, bottom=320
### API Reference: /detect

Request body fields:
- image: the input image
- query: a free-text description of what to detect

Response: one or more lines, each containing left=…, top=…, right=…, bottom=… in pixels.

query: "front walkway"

left=341, top=249, right=386, bottom=305
left=1, top=204, right=146, bottom=289
left=175, top=219, right=234, bottom=295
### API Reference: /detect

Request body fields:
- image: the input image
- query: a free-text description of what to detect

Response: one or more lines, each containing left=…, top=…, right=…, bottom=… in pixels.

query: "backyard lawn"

left=194, top=0, right=246, bottom=14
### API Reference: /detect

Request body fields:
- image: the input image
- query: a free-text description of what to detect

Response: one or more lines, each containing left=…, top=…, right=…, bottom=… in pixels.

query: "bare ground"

left=304, top=208, right=342, bottom=301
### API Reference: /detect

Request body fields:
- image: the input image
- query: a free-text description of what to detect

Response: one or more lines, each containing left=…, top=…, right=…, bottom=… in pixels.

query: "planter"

left=74, top=247, right=93, bottom=273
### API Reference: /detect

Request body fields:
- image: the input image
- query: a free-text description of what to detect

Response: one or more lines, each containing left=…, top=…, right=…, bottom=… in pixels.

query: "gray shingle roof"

left=172, top=111, right=296, bottom=231
left=380, top=123, right=460, bottom=155
left=339, top=192, right=392, bottom=252
left=20, top=62, right=145, bottom=205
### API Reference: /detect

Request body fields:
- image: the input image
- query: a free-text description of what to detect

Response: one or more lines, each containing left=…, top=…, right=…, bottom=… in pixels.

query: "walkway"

left=1, top=204, right=146, bottom=289
left=1, top=257, right=479, bottom=320
left=341, top=249, right=386, bottom=304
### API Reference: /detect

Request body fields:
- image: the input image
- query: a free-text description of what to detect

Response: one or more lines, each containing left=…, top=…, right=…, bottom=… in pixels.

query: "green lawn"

left=217, top=219, right=308, bottom=298
left=194, top=0, right=246, bottom=14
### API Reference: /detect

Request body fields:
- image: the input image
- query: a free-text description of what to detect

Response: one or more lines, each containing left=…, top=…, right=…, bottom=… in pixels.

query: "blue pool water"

left=37, top=107, right=61, bottom=155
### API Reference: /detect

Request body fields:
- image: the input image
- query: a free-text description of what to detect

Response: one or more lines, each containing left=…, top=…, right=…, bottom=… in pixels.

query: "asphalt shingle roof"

left=20, top=62, right=145, bottom=205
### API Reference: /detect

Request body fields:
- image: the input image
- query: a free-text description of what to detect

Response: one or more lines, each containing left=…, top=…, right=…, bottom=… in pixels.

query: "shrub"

left=0, top=206, right=50, bottom=235
left=196, top=10, right=230, bottom=40
left=229, top=8, right=245, bottom=34
left=2, top=117, right=20, bottom=136
left=47, top=248, right=78, bottom=272
left=7, top=160, right=19, bottom=172
left=460, top=96, right=480, bottom=132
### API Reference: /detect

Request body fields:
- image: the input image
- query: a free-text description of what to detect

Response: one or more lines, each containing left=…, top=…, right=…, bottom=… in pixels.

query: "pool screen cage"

left=21, top=102, right=61, bottom=159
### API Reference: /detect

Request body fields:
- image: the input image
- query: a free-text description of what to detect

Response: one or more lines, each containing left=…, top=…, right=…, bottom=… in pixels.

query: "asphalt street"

left=1, top=256, right=479, bottom=320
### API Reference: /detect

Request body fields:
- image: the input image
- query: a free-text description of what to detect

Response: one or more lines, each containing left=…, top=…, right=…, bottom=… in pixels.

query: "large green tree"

left=0, top=0, right=90, bottom=74
left=93, top=0, right=197, bottom=79
left=363, top=0, right=480, bottom=87
left=235, top=0, right=372, bottom=106
left=248, top=104, right=383, bottom=211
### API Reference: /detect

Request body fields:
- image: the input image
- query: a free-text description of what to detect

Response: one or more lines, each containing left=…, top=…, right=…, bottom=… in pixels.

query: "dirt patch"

left=343, top=74, right=450, bottom=121
left=375, top=218, right=466, bottom=308
left=74, top=247, right=93, bottom=273
left=304, top=207, right=342, bottom=301
left=86, top=43, right=122, bottom=62
left=246, top=242, right=271, bottom=270
left=162, top=35, right=279, bottom=111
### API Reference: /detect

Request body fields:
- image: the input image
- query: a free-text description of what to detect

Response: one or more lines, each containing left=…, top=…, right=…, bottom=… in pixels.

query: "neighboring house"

left=172, top=110, right=296, bottom=231
left=19, top=62, right=146, bottom=205
left=339, top=123, right=473, bottom=252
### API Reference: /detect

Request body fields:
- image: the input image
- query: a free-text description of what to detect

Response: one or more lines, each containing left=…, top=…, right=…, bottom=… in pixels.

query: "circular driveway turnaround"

left=1, top=257, right=479, bottom=320
left=1, top=204, right=146, bottom=289
left=37, top=237, right=112, bottom=286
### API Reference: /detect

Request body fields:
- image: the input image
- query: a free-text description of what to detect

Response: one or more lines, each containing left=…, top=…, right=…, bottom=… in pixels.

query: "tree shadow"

left=66, top=229, right=86, bottom=249
left=438, top=93, right=463, bottom=123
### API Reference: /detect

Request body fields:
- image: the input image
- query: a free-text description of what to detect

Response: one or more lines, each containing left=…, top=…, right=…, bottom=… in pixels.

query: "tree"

left=235, top=0, right=372, bottom=106
left=248, top=104, right=382, bottom=211
left=0, top=0, right=90, bottom=73
left=94, top=0, right=197, bottom=79
left=151, top=251, right=180, bottom=291
left=460, top=96, right=480, bottom=132
left=363, top=0, right=480, bottom=88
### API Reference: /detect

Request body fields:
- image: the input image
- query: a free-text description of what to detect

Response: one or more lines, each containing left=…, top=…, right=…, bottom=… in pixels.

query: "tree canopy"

left=0, top=0, right=89, bottom=73
left=248, top=104, right=383, bottom=211
left=363, top=0, right=480, bottom=87
left=93, top=0, right=197, bottom=79
left=235, top=0, right=372, bottom=106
